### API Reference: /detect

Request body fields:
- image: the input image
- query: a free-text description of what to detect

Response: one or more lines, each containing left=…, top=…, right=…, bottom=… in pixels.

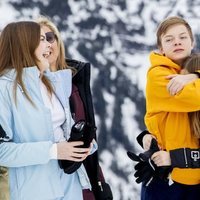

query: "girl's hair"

left=36, top=16, right=76, bottom=73
left=0, top=21, right=53, bottom=105
left=183, top=53, right=200, bottom=138
left=156, top=16, right=194, bottom=48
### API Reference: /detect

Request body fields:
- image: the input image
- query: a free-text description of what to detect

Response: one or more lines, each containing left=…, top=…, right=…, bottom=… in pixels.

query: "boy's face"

left=159, top=24, right=194, bottom=66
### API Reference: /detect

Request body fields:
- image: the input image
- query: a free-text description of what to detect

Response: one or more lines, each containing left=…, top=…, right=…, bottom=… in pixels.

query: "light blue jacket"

left=0, top=67, right=97, bottom=200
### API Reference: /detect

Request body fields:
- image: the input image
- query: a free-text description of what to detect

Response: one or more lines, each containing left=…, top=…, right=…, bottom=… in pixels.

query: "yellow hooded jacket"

left=145, top=52, right=200, bottom=185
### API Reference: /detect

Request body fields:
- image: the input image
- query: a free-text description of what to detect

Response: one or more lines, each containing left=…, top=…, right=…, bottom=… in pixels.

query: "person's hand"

left=58, top=120, right=95, bottom=174
left=166, top=74, right=198, bottom=96
left=127, top=138, right=160, bottom=185
left=151, top=151, right=171, bottom=166
left=142, top=134, right=157, bottom=151
left=57, top=141, right=90, bottom=161
left=37, top=54, right=50, bottom=74
left=35, top=45, right=50, bottom=74
left=127, top=139, right=172, bottom=185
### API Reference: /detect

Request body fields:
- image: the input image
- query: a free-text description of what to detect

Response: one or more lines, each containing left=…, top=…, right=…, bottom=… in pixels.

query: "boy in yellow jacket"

left=144, top=16, right=200, bottom=200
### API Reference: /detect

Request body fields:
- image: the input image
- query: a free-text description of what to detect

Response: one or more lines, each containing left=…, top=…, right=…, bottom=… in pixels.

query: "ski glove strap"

left=170, top=148, right=200, bottom=168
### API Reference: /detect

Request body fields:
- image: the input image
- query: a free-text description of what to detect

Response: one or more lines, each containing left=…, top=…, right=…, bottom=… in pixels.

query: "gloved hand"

left=127, top=138, right=159, bottom=185
left=59, top=120, right=95, bottom=174
left=68, top=120, right=86, bottom=144
left=81, top=122, right=96, bottom=148
left=127, top=138, right=172, bottom=186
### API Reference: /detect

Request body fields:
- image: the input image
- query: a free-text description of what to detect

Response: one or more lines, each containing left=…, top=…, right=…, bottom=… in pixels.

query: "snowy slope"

left=1, top=0, right=200, bottom=199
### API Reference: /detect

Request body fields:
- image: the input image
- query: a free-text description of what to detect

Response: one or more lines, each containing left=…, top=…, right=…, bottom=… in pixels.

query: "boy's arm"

left=147, top=67, right=200, bottom=113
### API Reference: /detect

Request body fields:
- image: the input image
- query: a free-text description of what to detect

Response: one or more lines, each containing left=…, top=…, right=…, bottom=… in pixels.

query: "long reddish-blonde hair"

left=0, top=21, right=53, bottom=105
left=183, top=53, right=200, bottom=138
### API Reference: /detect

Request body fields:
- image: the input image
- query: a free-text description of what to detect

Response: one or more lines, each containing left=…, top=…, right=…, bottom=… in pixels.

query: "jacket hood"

left=149, top=51, right=181, bottom=72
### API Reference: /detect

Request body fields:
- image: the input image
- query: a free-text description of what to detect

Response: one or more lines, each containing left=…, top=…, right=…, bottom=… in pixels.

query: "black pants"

left=141, top=178, right=200, bottom=200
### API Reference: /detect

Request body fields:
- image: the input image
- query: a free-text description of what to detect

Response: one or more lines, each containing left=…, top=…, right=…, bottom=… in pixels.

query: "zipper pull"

left=98, top=181, right=103, bottom=191
left=18, top=85, right=24, bottom=94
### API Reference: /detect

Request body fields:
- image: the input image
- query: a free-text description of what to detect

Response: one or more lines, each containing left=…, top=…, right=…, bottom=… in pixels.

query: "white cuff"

left=49, top=143, right=57, bottom=159
left=89, top=139, right=98, bottom=155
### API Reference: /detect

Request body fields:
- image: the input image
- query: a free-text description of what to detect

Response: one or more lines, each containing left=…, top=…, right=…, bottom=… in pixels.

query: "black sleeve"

left=0, top=125, right=11, bottom=143
left=136, top=130, right=151, bottom=148
left=170, top=148, right=200, bottom=168
left=192, top=72, right=200, bottom=78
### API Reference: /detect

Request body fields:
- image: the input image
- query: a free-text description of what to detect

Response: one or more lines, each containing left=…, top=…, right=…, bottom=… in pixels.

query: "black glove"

left=127, top=139, right=172, bottom=185
left=96, top=181, right=113, bottom=200
left=59, top=120, right=95, bottom=174
left=81, top=122, right=96, bottom=148
left=127, top=138, right=159, bottom=185
left=0, top=124, right=10, bottom=142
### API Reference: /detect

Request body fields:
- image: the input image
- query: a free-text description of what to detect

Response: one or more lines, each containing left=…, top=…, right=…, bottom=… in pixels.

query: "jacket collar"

left=1, top=66, right=40, bottom=82
left=149, top=51, right=181, bottom=72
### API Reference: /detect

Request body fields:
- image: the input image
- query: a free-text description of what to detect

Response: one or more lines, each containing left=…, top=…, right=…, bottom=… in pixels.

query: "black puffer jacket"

left=66, top=59, right=101, bottom=197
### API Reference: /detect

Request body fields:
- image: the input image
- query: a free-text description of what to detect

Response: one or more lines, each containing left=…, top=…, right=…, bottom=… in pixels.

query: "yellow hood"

left=149, top=51, right=181, bottom=73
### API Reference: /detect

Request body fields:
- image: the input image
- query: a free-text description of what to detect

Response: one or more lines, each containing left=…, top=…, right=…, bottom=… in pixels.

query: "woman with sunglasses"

left=0, top=21, right=97, bottom=200
left=37, top=16, right=113, bottom=200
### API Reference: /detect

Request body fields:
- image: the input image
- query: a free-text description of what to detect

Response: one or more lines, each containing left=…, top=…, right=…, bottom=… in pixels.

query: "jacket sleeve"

left=146, top=66, right=200, bottom=113
left=170, top=148, right=200, bottom=168
left=0, top=90, right=53, bottom=168
left=0, top=141, right=53, bottom=167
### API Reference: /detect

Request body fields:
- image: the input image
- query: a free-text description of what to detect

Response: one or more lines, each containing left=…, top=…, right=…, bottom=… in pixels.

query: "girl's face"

left=35, top=28, right=51, bottom=72
left=42, top=25, right=59, bottom=72
left=159, top=24, right=194, bottom=66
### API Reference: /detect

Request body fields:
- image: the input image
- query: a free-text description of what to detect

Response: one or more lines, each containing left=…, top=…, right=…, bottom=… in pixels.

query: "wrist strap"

left=193, top=72, right=200, bottom=78
left=170, top=148, right=200, bottom=168
left=136, top=130, right=151, bottom=148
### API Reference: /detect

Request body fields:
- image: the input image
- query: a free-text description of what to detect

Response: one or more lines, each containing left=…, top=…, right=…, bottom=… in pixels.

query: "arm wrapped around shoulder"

left=170, top=148, right=200, bottom=168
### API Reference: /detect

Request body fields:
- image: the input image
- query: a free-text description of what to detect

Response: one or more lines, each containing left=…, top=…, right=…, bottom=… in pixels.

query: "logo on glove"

left=191, top=151, right=200, bottom=162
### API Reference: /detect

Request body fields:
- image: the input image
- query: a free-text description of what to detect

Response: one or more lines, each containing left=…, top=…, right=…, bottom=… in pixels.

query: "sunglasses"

left=45, top=32, right=56, bottom=44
